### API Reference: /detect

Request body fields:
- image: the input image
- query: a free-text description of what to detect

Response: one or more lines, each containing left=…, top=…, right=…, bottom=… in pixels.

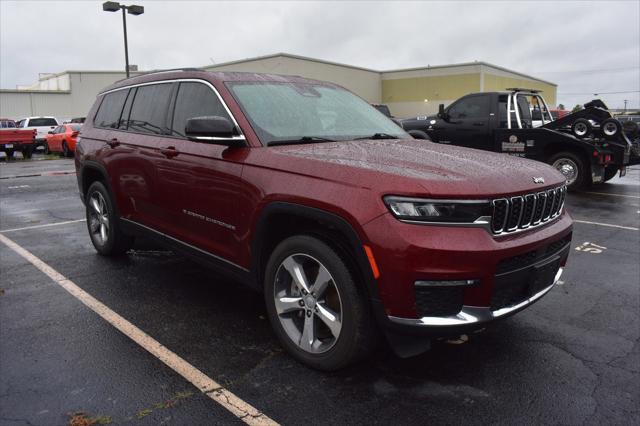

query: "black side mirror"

left=437, top=104, right=448, bottom=120
left=48, top=131, right=54, bottom=134
left=185, top=116, right=245, bottom=147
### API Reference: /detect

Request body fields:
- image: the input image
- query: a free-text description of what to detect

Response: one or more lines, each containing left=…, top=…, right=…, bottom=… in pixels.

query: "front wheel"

left=264, top=235, right=375, bottom=370
left=549, top=151, right=588, bottom=190
left=85, top=181, right=134, bottom=256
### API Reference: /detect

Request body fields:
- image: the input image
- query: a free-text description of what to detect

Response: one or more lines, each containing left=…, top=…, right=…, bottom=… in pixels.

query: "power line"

left=558, top=90, right=640, bottom=95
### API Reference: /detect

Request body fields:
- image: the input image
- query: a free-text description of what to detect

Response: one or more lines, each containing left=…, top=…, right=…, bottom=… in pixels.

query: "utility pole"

left=102, top=2, right=144, bottom=78
left=623, top=100, right=628, bottom=113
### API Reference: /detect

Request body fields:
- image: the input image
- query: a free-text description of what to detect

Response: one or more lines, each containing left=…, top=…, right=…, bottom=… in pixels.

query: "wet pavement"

left=1, top=156, right=638, bottom=425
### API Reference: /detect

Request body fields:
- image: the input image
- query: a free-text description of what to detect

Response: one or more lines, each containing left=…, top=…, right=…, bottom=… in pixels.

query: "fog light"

left=415, top=279, right=480, bottom=287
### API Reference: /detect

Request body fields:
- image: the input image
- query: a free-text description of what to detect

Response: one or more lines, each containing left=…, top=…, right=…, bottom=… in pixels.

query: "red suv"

left=75, top=70, right=572, bottom=370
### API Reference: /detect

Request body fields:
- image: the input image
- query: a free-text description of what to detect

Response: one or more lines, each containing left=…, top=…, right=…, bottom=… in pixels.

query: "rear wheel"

left=571, top=118, right=592, bottom=138
left=549, top=151, right=587, bottom=190
left=22, top=146, right=33, bottom=159
left=85, top=181, right=134, bottom=256
left=62, top=141, right=70, bottom=158
left=264, top=235, right=375, bottom=371
left=4, top=150, right=14, bottom=161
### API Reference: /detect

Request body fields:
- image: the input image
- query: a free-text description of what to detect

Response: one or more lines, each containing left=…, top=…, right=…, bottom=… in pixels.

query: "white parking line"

left=0, top=219, right=86, bottom=233
left=573, top=219, right=639, bottom=231
left=0, top=233, right=278, bottom=426
left=583, top=191, right=640, bottom=199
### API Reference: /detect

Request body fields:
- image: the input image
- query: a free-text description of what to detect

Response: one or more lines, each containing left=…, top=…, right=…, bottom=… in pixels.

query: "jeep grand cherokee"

left=75, top=70, right=572, bottom=370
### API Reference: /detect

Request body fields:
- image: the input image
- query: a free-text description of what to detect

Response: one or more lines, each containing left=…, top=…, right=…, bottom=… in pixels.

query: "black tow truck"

left=401, top=89, right=639, bottom=190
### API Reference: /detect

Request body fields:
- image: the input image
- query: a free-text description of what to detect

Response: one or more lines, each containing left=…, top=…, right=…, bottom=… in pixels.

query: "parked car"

left=76, top=70, right=572, bottom=370
left=0, top=118, right=37, bottom=160
left=16, top=116, right=60, bottom=149
left=45, top=123, right=82, bottom=157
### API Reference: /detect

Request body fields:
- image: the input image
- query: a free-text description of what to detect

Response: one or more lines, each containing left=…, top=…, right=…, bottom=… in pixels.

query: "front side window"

left=127, top=83, right=173, bottom=135
left=171, top=82, right=230, bottom=138
left=448, top=96, right=489, bottom=119
left=69, top=124, right=82, bottom=132
left=94, top=90, right=128, bottom=129
left=227, top=81, right=408, bottom=145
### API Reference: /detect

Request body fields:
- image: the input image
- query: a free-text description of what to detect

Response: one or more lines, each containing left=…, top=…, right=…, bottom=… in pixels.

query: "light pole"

left=624, top=100, right=628, bottom=113
left=102, top=2, right=144, bottom=78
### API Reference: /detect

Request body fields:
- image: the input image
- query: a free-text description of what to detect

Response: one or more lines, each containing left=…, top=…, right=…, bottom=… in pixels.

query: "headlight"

left=384, top=196, right=491, bottom=223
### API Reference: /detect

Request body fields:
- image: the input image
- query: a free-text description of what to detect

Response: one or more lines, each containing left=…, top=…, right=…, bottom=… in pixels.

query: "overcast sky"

left=1, top=0, right=639, bottom=109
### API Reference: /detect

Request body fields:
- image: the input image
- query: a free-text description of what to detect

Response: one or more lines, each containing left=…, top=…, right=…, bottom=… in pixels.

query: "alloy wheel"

left=273, top=253, right=343, bottom=354
left=603, top=121, right=618, bottom=137
left=574, top=122, right=588, bottom=137
left=88, top=191, right=109, bottom=246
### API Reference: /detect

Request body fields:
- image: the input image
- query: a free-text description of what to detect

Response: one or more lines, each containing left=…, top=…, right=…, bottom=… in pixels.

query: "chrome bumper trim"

left=388, top=267, right=563, bottom=327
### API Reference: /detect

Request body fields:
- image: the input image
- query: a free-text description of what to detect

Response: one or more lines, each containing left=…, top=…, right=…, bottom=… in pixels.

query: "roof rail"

left=506, top=87, right=543, bottom=93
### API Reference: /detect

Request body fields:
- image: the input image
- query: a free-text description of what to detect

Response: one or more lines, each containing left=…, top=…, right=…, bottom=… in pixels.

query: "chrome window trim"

left=389, top=268, right=563, bottom=327
left=98, top=78, right=246, bottom=141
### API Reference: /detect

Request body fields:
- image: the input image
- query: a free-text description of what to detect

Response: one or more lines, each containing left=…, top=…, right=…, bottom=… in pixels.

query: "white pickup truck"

left=16, top=116, right=60, bottom=148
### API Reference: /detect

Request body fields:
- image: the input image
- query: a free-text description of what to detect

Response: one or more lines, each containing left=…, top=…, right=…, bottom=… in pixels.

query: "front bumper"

left=362, top=210, right=573, bottom=337
left=389, top=267, right=562, bottom=328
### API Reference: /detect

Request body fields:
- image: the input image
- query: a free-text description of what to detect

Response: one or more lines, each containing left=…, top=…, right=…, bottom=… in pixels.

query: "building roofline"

left=0, top=89, right=71, bottom=94
left=202, top=52, right=380, bottom=74
left=381, top=61, right=557, bottom=86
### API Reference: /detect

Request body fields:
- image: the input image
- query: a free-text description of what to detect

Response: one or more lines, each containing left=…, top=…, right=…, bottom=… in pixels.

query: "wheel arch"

left=250, top=202, right=380, bottom=304
left=78, top=161, right=121, bottom=215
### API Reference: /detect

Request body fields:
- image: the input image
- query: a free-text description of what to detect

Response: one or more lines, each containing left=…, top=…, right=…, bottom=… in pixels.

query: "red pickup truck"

left=1, top=119, right=37, bottom=160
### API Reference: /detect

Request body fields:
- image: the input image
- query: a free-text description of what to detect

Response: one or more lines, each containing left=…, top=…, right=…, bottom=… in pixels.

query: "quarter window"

left=128, top=83, right=173, bottom=135
left=171, top=82, right=230, bottom=138
left=94, top=90, right=128, bottom=129
left=448, top=96, right=489, bottom=119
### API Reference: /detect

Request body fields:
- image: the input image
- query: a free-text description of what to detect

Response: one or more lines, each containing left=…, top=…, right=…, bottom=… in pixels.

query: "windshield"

left=226, top=82, right=409, bottom=145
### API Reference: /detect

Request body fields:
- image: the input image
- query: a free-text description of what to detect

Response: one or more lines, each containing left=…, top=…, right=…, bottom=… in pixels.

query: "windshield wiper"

left=354, top=133, right=399, bottom=140
left=268, top=136, right=337, bottom=146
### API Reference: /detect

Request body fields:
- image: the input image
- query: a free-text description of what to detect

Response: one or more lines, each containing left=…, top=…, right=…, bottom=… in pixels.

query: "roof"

left=100, top=70, right=339, bottom=94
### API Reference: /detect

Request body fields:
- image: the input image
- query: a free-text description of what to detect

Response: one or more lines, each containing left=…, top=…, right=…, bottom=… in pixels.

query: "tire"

left=85, top=181, right=134, bottom=256
left=601, top=118, right=621, bottom=140
left=603, top=166, right=619, bottom=183
left=22, top=146, right=33, bottom=159
left=61, top=141, right=70, bottom=158
left=4, top=149, right=14, bottom=161
left=571, top=118, right=592, bottom=138
left=548, top=151, right=588, bottom=190
left=408, top=130, right=432, bottom=140
left=43, top=142, right=50, bottom=155
left=264, top=235, right=375, bottom=371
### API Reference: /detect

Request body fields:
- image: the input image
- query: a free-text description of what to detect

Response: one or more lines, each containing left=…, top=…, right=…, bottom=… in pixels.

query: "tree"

left=558, top=103, right=565, bottom=110
left=572, top=104, right=583, bottom=112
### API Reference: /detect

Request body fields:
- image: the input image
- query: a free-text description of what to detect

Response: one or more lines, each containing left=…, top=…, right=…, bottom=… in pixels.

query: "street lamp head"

left=102, top=1, right=121, bottom=12
left=127, top=5, right=144, bottom=15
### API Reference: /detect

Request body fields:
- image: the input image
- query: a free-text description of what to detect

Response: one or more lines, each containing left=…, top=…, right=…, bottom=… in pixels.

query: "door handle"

left=107, top=138, right=120, bottom=148
left=160, top=146, right=179, bottom=158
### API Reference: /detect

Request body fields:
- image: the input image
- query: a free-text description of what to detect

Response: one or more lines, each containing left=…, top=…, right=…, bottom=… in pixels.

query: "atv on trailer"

left=401, top=89, right=638, bottom=189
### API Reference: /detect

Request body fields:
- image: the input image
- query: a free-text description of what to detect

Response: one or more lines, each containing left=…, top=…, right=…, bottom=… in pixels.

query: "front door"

left=434, top=94, right=491, bottom=150
left=155, top=81, right=246, bottom=265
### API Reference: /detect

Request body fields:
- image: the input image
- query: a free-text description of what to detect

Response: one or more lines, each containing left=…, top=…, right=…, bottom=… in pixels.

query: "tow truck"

left=401, top=89, right=639, bottom=190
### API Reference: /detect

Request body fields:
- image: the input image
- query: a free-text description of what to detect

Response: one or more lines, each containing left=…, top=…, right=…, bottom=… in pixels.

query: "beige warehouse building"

left=0, top=52, right=556, bottom=120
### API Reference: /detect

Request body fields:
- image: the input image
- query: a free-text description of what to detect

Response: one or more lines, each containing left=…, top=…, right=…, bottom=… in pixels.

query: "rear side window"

left=70, top=124, right=82, bottom=131
left=29, top=118, right=58, bottom=126
left=170, top=82, right=229, bottom=137
left=128, top=83, right=173, bottom=135
left=94, top=90, right=128, bottom=129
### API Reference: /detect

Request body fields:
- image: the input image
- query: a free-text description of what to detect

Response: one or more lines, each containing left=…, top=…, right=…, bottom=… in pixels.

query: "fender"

left=77, top=160, right=122, bottom=216
left=249, top=202, right=383, bottom=306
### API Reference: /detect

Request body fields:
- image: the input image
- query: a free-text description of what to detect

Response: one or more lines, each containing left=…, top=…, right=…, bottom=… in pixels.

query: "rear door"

left=434, top=94, right=492, bottom=150
left=157, top=80, right=245, bottom=263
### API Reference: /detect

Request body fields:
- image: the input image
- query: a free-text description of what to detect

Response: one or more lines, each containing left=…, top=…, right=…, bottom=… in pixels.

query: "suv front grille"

left=491, top=185, right=566, bottom=235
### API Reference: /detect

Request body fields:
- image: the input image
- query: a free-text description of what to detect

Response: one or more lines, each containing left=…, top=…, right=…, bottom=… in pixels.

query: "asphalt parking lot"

left=1, top=156, right=638, bottom=426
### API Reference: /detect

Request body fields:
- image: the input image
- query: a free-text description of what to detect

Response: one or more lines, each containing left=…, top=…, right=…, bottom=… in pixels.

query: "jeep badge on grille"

left=533, top=177, right=545, bottom=184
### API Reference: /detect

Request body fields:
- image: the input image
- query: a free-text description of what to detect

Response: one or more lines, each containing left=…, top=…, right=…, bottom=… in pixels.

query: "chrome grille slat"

left=491, top=185, right=565, bottom=236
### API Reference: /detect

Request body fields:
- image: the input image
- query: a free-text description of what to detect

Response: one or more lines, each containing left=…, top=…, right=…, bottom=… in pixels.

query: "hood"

left=267, top=139, right=566, bottom=197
